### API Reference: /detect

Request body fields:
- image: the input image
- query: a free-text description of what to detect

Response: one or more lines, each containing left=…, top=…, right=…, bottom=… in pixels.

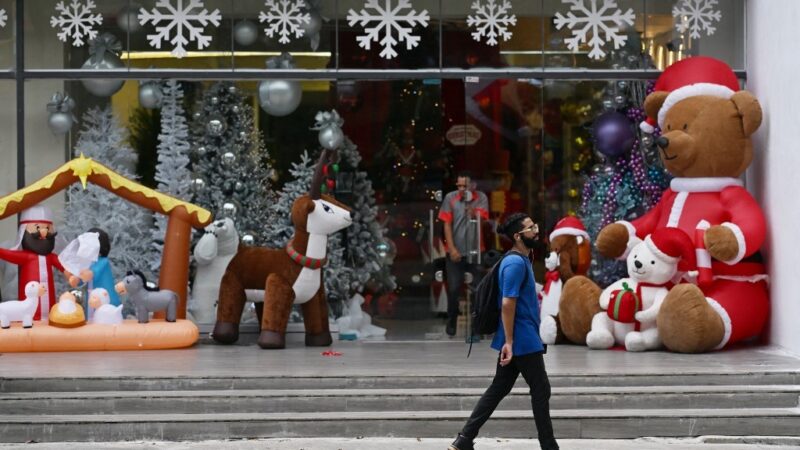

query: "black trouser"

left=461, top=352, right=558, bottom=450
left=445, top=257, right=480, bottom=321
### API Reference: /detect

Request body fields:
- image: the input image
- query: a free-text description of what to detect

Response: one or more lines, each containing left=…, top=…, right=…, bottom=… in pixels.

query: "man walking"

left=449, top=213, right=558, bottom=450
left=438, top=171, right=489, bottom=336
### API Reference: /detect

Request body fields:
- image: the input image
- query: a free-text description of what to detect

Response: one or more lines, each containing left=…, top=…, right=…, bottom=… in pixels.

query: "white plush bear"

left=0, top=281, right=46, bottom=329
left=336, top=293, right=386, bottom=339
left=189, top=218, right=239, bottom=324
left=587, top=228, right=695, bottom=352
left=89, top=288, right=123, bottom=325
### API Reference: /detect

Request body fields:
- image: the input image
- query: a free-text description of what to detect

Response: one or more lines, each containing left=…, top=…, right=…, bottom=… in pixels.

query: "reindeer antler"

left=309, top=149, right=334, bottom=199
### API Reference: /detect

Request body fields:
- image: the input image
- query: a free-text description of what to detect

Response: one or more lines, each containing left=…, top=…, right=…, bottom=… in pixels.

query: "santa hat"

left=11, top=205, right=54, bottom=250
left=549, top=216, right=590, bottom=243
left=640, top=56, right=740, bottom=133
left=644, top=228, right=696, bottom=272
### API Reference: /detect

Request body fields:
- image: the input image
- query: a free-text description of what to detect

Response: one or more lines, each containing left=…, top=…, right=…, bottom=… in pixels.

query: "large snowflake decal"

left=259, top=0, right=311, bottom=45
left=138, top=0, right=222, bottom=59
left=553, top=0, right=635, bottom=61
left=672, top=0, right=721, bottom=39
left=467, top=0, right=517, bottom=46
left=0, top=9, right=7, bottom=28
left=347, top=0, right=430, bottom=60
left=50, top=0, right=103, bottom=47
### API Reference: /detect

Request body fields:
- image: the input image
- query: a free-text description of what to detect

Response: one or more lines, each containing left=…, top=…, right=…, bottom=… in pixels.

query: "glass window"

left=645, top=0, right=745, bottom=71
left=337, top=0, right=440, bottom=70
left=232, top=0, right=336, bottom=71
left=0, top=0, right=14, bottom=71
left=0, top=79, right=15, bottom=239
left=442, top=0, right=543, bottom=69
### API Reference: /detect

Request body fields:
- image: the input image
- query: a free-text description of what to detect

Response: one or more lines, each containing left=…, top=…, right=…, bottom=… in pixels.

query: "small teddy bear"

left=539, top=216, right=593, bottom=345
left=587, top=228, right=695, bottom=352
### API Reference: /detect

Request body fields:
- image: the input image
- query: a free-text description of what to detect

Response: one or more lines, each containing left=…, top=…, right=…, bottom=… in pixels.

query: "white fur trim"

left=640, top=121, right=655, bottom=133
left=667, top=192, right=689, bottom=227
left=720, top=222, right=746, bottom=265
left=549, top=227, right=590, bottom=242
left=670, top=177, right=743, bottom=193
left=706, top=297, right=732, bottom=350
left=617, top=221, right=637, bottom=260
left=644, top=235, right=680, bottom=263
left=657, top=83, right=735, bottom=129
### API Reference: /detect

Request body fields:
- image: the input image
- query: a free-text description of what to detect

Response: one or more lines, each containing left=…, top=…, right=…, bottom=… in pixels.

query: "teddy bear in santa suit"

left=0, top=205, right=83, bottom=321
left=571, top=57, right=770, bottom=353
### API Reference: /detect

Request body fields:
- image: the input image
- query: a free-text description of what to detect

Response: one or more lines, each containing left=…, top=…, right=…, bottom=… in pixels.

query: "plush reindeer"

left=212, top=149, right=353, bottom=349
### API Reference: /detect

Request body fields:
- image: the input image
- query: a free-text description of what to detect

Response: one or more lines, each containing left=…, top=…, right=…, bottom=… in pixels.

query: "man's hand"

left=68, top=275, right=79, bottom=288
left=500, top=342, right=513, bottom=366
left=449, top=248, right=462, bottom=263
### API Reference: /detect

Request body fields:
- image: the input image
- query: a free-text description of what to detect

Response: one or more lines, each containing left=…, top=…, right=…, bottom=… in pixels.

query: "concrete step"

left=4, top=371, right=800, bottom=392
left=1, top=408, right=799, bottom=442
left=2, top=385, right=798, bottom=415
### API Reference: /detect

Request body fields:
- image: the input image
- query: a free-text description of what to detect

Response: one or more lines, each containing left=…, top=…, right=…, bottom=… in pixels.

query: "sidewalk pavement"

left=2, top=438, right=797, bottom=449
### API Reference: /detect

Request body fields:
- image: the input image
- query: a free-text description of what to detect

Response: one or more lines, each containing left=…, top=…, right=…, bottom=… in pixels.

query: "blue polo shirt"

left=490, top=253, right=544, bottom=356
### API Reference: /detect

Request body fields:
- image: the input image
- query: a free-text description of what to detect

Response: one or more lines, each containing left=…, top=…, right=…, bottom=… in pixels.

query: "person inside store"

left=449, top=212, right=558, bottom=450
left=438, top=170, right=489, bottom=337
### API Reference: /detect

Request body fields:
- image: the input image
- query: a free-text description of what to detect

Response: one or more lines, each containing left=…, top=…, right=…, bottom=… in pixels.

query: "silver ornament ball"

left=228, top=85, right=237, bottom=94
left=234, top=181, right=245, bottom=192
left=210, top=96, right=219, bottom=105
left=233, top=20, right=259, bottom=47
left=258, top=79, right=302, bottom=117
left=117, top=5, right=141, bottom=33
left=300, top=11, right=323, bottom=37
left=239, top=131, right=248, bottom=139
left=601, top=98, right=614, bottom=110
left=241, top=234, right=255, bottom=246
left=318, top=124, right=344, bottom=150
left=81, top=53, right=125, bottom=97
left=222, top=203, right=237, bottom=217
left=138, top=82, right=162, bottom=109
left=193, top=111, right=202, bottom=120
left=221, top=151, right=236, bottom=166
left=231, top=105, right=240, bottom=113
left=191, top=178, right=206, bottom=191
left=614, top=95, right=627, bottom=107
left=195, top=146, right=207, bottom=157
left=48, top=112, right=74, bottom=135
left=641, top=134, right=654, bottom=147
left=206, top=116, right=226, bottom=137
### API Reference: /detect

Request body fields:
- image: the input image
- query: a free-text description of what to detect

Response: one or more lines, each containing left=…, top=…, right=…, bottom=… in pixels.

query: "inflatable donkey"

left=212, top=149, right=353, bottom=349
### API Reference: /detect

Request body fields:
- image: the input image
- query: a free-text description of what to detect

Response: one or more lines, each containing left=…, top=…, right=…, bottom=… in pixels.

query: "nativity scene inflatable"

left=0, top=155, right=209, bottom=352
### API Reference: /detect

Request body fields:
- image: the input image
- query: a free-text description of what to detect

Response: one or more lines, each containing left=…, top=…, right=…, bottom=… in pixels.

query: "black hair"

left=88, top=227, right=110, bottom=257
left=127, top=270, right=160, bottom=292
left=498, top=212, right=529, bottom=241
left=456, top=170, right=472, bottom=180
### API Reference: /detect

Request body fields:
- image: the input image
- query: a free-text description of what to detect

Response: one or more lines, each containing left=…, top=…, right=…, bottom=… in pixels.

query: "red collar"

left=286, top=240, right=327, bottom=269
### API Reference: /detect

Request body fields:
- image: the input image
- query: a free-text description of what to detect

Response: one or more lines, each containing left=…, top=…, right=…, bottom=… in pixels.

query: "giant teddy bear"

left=562, top=56, right=769, bottom=353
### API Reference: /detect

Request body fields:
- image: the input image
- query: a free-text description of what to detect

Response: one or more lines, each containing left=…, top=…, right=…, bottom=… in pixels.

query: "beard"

left=22, top=231, right=57, bottom=255
left=520, top=235, right=538, bottom=249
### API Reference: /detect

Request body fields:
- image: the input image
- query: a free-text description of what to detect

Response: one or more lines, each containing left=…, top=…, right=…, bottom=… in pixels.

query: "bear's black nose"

left=655, top=136, right=669, bottom=149
left=634, top=260, right=643, bottom=269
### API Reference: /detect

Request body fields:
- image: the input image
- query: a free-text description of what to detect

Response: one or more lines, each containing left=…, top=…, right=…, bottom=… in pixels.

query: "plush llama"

left=89, top=287, right=123, bottom=325
left=587, top=228, right=695, bottom=352
left=0, top=281, right=45, bottom=329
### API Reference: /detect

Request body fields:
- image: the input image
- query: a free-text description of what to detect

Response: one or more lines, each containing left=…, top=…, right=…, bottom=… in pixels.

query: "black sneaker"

left=448, top=433, right=474, bottom=450
left=445, top=317, right=457, bottom=337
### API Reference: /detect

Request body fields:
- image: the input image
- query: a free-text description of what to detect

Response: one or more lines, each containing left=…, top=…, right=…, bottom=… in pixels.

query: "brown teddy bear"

left=539, top=216, right=597, bottom=345
left=562, top=56, right=769, bottom=353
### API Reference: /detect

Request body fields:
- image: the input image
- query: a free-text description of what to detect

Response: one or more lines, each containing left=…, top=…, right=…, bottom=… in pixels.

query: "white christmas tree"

left=190, top=82, right=274, bottom=245
left=62, top=105, right=153, bottom=276
left=149, top=79, right=193, bottom=275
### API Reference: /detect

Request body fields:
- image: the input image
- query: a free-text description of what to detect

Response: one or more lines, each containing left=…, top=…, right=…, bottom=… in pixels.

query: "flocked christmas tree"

left=149, top=79, right=193, bottom=275
left=190, top=82, right=274, bottom=245
left=62, top=105, right=153, bottom=276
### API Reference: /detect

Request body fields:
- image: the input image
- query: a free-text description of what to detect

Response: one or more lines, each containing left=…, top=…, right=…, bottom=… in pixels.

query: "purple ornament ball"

left=592, top=111, right=636, bottom=158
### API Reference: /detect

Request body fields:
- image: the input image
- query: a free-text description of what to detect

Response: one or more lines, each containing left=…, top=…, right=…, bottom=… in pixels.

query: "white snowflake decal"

left=0, top=9, right=7, bottom=28
left=467, top=0, right=517, bottom=46
left=259, top=0, right=311, bottom=45
left=347, top=0, right=430, bottom=60
left=138, top=0, right=222, bottom=59
left=50, top=0, right=103, bottom=47
left=553, top=0, right=635, bottom=61
left=672, top=0, right=721, bottom=39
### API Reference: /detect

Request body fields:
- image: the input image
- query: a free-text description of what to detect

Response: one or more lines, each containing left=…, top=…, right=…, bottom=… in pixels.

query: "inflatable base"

left=0, top=319, right=199, bottom=353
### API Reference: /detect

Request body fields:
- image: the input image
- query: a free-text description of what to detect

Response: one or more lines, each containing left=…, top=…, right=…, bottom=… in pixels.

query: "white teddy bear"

left=587, top=228, right=695, bottom=352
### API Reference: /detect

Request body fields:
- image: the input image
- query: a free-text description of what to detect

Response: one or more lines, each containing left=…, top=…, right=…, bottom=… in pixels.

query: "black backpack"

left=468, top=251, right=529, bottom=355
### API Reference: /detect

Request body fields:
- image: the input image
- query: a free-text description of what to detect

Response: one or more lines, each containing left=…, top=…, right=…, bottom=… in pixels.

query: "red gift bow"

left=543, top=270, right=561, bottom=294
